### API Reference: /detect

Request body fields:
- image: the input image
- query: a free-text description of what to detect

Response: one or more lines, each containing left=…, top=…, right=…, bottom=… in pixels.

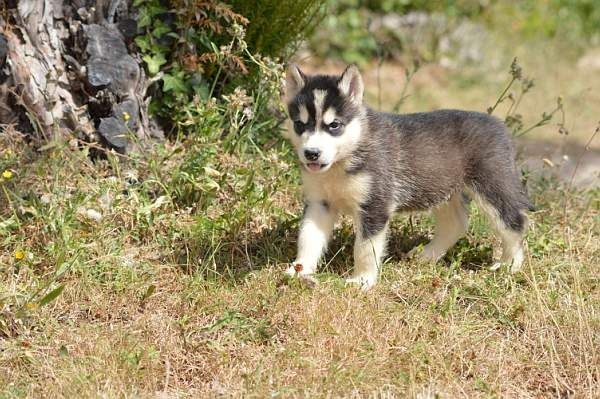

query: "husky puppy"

left=283, top=64, right=532, bottom=289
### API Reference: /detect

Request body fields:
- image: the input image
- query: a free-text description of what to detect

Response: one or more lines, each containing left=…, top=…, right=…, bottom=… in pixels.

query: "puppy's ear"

left=285, top=64, right=306, bottom=102
left=338, top=64, right=364, bottom=105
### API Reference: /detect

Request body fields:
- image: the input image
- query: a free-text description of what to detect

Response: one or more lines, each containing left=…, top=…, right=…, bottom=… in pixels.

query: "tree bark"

left=0, top=0, right=162, bottom=152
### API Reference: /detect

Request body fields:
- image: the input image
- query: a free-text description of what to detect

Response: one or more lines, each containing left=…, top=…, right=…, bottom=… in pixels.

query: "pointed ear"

left=338, top=64, right=364, bottom=105
left=285, top=63, right=306, bottom=102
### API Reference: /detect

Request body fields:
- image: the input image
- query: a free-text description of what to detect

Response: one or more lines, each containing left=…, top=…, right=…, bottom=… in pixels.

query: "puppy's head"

left=284, top=64, right=365, bottom=173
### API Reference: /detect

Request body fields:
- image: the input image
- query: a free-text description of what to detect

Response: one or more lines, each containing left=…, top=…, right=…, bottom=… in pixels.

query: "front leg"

left=286, top=201, right=337, bottom=277
left=346, top=205, right=390, bottom=290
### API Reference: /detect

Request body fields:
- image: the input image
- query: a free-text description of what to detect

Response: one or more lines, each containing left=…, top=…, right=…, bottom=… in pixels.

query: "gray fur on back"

left=350, top=108, right=532, bottom=235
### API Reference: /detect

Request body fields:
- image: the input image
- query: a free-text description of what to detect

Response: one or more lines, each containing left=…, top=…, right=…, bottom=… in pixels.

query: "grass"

left=1, top=32, right=600, bottom=397
left=1, top=122, right=598, bottom=397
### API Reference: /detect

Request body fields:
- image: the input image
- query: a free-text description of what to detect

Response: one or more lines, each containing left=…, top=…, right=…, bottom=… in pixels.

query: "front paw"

left=284, top=262, right=318, bottom=288
left=345, top=273, right=377, bottom=291
left=489, top=253, right=524, bottom=273
left=284, top=261, right=314, bottom=276
left=284, top=262, right=300, bottom=276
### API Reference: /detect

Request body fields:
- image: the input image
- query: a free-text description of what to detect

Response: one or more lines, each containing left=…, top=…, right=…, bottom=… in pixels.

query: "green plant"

left=309, top=4, right=378, bottom=65
left=392, top=59, right=421, bottom=112
left=487, top=58, right=567, bottom=138
left=228, top=0, right=326, bottom=59
left=134, top=0, right=322, bottom=148
left=135, top=0, right=249, bottom=120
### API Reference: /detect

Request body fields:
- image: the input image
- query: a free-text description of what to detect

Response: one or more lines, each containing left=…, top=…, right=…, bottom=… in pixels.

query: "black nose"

left=304, top=148, right=321, bottom=161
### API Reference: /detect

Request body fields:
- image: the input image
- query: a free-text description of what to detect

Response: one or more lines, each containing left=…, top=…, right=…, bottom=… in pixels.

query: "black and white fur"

left=283, top=64, right=532, bottom=290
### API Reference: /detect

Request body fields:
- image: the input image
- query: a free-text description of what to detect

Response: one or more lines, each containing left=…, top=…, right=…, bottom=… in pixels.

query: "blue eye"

left=328, top=120, right=343, bottom=135
left=294, top=121, right=305, bottom=134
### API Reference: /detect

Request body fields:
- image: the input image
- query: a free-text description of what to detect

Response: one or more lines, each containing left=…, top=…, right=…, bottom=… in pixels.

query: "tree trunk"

left=0, top=0, right=162, bottom=153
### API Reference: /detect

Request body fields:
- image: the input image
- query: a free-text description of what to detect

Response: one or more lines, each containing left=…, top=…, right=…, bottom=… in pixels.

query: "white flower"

left=242, top=106, right=254, bottom=120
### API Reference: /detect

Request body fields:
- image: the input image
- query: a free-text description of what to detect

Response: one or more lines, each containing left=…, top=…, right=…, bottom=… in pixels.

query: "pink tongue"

left=307, top=163, right=321, bottom=171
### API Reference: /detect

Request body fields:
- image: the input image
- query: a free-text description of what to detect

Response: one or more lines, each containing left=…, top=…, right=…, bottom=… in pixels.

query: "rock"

left=84, top=23, right=146, bottom=151
left=0, top=34, right=7, bottom=67
left=85, top=24, right=129, bottom=61
left=85, top=24, right=139, bottom=95
left=98, top=117, right=128, bottom=151
left=519, top=139, right=600, bottom=189
left=0, top=33, right=8, bottom=85
left=117, top=19, right=138, bottom=42
left=1, top=1, right=160, bottom=150
left=439, top=20, right=487, bottom=65
left=114, top=98, right=139, bottom=130
left=97, top=98, right=139, bottom=151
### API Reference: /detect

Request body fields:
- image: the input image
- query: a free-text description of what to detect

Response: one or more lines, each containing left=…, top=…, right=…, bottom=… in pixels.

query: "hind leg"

left=470, top=191, right=527, bottom=273
left=495, top=228, right=525, bottom=272
left=410, top=193, right=469, bottom=262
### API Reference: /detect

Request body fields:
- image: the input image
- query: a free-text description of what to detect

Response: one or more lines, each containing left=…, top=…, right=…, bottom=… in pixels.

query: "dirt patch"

left=519, top=138, right=600, bottom=188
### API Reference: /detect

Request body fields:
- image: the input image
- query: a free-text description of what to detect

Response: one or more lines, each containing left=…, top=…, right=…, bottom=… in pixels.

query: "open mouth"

left=304, top=162, right=328, bottom=172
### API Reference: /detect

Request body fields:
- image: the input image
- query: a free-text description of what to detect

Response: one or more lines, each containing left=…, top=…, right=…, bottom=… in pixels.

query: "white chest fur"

left=301, top=163, right=372, bottom=216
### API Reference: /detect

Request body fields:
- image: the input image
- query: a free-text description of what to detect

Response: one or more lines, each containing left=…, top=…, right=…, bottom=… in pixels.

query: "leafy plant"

left=487, top=58, right=567, bottom=138
left=134, top=0, right=322, bottom=147
left=228, top=0, right=326, bottom=59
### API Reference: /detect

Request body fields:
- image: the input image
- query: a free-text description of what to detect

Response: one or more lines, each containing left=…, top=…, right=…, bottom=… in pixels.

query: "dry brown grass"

left=1, top=45, right=599, bottom=398
left=1, top=125, right=598, bottom=398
